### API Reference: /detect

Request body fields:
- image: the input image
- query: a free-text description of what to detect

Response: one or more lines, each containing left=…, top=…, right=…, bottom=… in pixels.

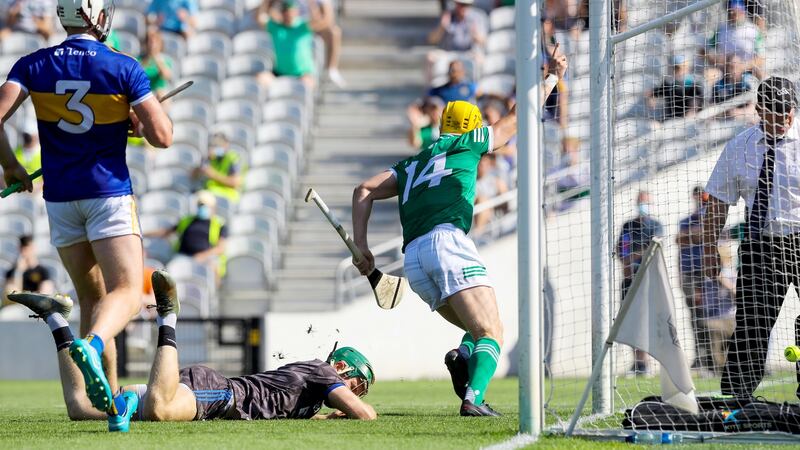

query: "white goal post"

left=519, top=0, right=800, bottom=442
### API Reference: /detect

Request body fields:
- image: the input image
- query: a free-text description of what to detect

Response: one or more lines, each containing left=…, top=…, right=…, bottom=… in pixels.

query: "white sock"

left=157, top=313, right=177, bottom=329
left=45, top=313, right=69, bottom=332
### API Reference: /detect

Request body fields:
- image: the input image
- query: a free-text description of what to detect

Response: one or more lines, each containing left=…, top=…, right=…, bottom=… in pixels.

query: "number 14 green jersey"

left=391, top=126, right=493, bottom=250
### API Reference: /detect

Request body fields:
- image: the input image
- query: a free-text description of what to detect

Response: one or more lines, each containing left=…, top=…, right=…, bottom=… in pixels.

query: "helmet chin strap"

left=77, top=7, right=109, bottom=42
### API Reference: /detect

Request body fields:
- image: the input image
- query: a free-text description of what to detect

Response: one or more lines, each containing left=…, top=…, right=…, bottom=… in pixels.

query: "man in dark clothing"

left=9, top=270, right=376, bottom=429
left=646, top=55, right=704, bottom=121
left=3, top=235, right=54, bottom=304
left=617, top=190, right=664, bottom=375
left=676, top=186, right=713, bottom=370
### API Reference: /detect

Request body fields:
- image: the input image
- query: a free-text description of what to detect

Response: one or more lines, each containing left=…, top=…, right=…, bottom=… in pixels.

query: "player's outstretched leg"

left=141, top=270, right=196, bottom=422
left=446, top=286, right=503, bottom=417
left=444, top=333, right=474, bottom=400
left=7, top=292, right=106, bottom=420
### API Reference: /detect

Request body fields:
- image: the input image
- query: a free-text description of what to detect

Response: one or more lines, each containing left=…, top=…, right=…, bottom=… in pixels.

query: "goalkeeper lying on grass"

left=9, top=271, right=376, bottom=432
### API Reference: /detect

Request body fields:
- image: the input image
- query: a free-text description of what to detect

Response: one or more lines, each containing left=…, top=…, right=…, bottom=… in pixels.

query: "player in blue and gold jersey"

left=0, top=0, right=173, bottom=433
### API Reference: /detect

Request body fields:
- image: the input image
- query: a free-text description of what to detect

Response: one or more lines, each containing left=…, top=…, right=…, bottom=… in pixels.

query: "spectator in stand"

left=711, top=54, right=757, bottom=104
left=147, top=0, right=199, bottom=38
left=428, top=60, right=477, bottom=104
left=13, top=125, right=42, bottom=193
left=728, top=0, right=766, bottom=31
left=3, top=235, right=54, bottom=303
left=139, top=28, right=174, bottom=100
left=7, top=0, right=55, bottom=40
left=578, top=0, right=627, bottom=33
left=646, top=55, right=704, bottom=121
left=474, top=154, right=509, bottom=234
left=702, top=231, right=736, bottom=374
left=544, top=0, right=581, bottom=40
left=146, top=191, right=228, bottom=283
left=426, top=0, right=486, bottom=84
left=192, top=133, right=244, bottom=204
left=258, top=0, right=326, bottom=90
left=702, top=0, right=765, bottom=80
left=482, top=99, right=516, bottom=184
left=616, top=190, right=664, bottom=376
left=406, top=96, right=444, bottom=151
left=259, top=0, right=346, bottom=87
left=550, top=136, right=588, bottom=211
left=676, top=186, right=713, bottom=371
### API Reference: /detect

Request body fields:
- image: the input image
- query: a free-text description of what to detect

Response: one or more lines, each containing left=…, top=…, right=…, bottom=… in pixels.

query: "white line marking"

left=481, top=433, right=538, bottom=450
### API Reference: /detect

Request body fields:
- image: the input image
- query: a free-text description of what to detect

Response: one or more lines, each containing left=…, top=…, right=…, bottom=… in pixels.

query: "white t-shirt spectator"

left=9, top=0, right=54, bottom=35
left=441, top=9, right=486, bottom=52
left=707, top=20, right=764, bottom=62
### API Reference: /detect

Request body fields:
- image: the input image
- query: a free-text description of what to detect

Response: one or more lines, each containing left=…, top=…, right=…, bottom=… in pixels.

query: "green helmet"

left=330, top=346, right=375, bottom=392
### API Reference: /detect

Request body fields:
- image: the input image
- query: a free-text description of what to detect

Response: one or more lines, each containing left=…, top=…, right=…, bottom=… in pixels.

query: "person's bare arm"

left=491, top=103, right=517, bottom=151
left=701, top=195, right=730, bottom=278
left=131, top=96, right=173, bottom=148
left=200, top=165, right=241, bottom=188
left=428, top=12, right=450, bottom=45
left=325, top=386, right=377, bottom=420
left=352, top=171, right=399, bottom=275
left=557, top=81, right=568, bottom=129
left=0, top=82, right=32, bottom=192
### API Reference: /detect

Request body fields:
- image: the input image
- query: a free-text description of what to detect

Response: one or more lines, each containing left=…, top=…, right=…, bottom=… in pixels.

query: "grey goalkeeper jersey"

left=228, top=359, right=346, bottom=420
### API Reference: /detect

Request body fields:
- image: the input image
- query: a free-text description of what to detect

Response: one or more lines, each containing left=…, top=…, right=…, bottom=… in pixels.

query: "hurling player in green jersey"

left=351, top=54, right=568, bottom=416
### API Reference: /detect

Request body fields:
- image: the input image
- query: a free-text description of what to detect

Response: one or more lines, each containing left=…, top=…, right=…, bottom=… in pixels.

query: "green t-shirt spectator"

left=267, top=18, right=315, bottom=77
left=140, top=55, right=174, bottom=92
left=416, top=125, right=440, bottom=150
left=105, top=30, right=120, bottom=50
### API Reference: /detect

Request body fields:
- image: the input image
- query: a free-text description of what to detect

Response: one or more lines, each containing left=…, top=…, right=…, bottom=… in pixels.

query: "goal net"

left=543, top=0, right=800, bottom=438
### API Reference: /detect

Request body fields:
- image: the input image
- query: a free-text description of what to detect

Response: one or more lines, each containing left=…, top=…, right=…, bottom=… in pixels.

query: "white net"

left=544, top=0, right=800, bottom=435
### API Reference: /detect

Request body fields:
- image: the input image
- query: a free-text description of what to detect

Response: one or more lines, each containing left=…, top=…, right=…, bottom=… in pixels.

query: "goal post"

left=542, top=0, right=800, bottom=441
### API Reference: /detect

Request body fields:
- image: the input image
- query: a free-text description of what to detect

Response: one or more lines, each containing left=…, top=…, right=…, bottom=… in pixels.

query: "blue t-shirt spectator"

left=147, top=0, right=199, bottom=35
left=711, top=72, right=756, bottom=104
left=678, top=210, right=704, bottom=273
left=428, top=80, right=476, bottom=103
left=617, top=215, right=664, bottom=273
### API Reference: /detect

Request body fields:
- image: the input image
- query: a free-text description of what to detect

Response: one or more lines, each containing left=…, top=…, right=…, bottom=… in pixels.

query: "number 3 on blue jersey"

left=55, top=80, right=94, bottom=134
left=402, top=152, right=453, bottom=204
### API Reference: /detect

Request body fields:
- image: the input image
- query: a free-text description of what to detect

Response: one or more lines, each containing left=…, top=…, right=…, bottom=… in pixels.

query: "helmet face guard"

left=329, top=346, right=375, bottom=397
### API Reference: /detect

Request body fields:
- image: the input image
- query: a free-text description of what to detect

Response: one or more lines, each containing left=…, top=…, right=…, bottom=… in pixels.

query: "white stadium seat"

left=187, top=31, right=232, bottom=58
left=173, top=122, right=210, bottom=151
left=244, top=167, right=292, bottom=201
left=195, top=10, right=237, bottom=36
left=199, top=0, right=241, bottom=15
left=2, top=33, right=46, bottom=54
left=144, top=237, right=175, bottom=265
left=175, top=76, right=220, bottom=104
left=129, top=166, right=148, bottom=194
left=148, top=168, right=194, bottom=194
left=238, top=191, right=287, bottom=233
left=489, top=6, right=515, bottom=31
left=213, top=122, right=256, bottom=150
left=0, top=213, right=32, bottom=238
left=256, top=122, right=303, bottom=152
left=161, top=32, right=188, bottom=60
left=112, top=30, right=140, bottom=56
left=482, top=54, right=515, bottom=77
left=232, top=30, right=274, bottom=59
left=170, top=99, right=215, bottom=128
left=222, top=236, right=273, bottom=292
left=477, top=74, right=515, bottom=98
left=181, top=55, right=226, bottom=81
left=139, top=190, right=190, bottom=218
left=221, top=76, right=265, bottom=102
left=486, top=29, right=516, bottom=54
left=227, top=53, right=272, bottom=78
left=113, top=8, right=146, bottom=37
left=262, top=100, right=306, bottom=134
left=250, top=143, right=299, bottom=180
left=154, top=144, right=203, bottom=171
left=216, top=99, right=261, bottom=128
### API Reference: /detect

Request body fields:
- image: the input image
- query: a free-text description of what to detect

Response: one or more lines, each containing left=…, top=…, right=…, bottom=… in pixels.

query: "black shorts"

left=179, top=365, right=236, bottom=420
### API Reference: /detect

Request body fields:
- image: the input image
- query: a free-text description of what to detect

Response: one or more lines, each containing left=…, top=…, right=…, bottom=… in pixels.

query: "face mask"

left=212, top=147, right=226, bottom=158
left=638, top=203, right=651, bottom=217
left=197, top=204, right=211, bottom=220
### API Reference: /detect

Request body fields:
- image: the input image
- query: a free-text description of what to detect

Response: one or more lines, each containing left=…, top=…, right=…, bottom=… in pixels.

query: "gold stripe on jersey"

left=29, top=91, right=130, bottom=125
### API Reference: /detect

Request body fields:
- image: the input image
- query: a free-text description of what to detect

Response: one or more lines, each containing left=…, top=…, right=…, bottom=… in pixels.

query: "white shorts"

left=45, top=195, right=141, bottom=248
left=403, top=223, right=493, bottom=311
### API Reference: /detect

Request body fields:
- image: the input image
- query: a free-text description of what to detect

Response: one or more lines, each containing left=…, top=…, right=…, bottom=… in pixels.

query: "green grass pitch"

left=0, top=377, right=797, bottom=449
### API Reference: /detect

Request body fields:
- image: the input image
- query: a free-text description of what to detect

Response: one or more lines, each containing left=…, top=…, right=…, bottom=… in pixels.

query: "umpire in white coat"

left=702, top=76, right=800, bottom=397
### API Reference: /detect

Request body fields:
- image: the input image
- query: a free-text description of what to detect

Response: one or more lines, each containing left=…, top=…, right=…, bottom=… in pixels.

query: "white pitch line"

left=481, top=433, right=538, bottom=450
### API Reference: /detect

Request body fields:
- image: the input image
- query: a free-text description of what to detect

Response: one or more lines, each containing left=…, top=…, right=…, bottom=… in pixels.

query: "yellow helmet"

left=440, top=100, right=483, bottom=134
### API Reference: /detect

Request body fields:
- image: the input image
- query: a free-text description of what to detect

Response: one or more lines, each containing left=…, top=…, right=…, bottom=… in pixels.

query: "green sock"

left=458, top=333, right=475, bottom=359
left=465, top=337, right=500, bottom=405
